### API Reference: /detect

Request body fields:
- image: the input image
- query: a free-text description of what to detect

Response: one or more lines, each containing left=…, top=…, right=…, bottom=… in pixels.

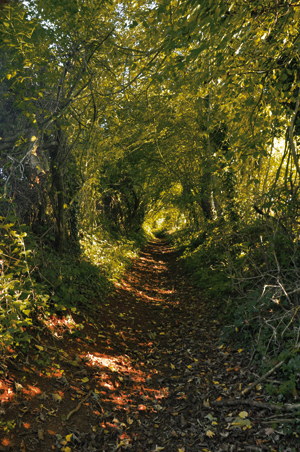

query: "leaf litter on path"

left=0, top=240, right=294, bottom=451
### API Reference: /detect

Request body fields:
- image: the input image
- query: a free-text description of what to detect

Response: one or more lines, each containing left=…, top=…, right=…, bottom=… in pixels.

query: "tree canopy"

left=1, top=0, right=300, bottom=389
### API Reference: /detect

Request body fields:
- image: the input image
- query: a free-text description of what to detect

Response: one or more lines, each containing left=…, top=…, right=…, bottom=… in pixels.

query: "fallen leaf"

left=206, top=430, right=215, bottom=438
left=205, top=414, right=216, bottom=422
left=40, top=392, right=49, bottom=400
left=203, top=399, right=210, bottom=408
left=20, top=440, right=26, bottom=452
left=14, top=381, right=23, bottom=392
left=231, top=417, right=251, bottom=429
left=35, top=345, right=44, bottom=351
left=239, top=411, right=248, bottom=419
left=265, top=427, right=275, bottom=436
left=52, top=393, right=62, bottom=403
left=38, top=429, right=44, bottom=440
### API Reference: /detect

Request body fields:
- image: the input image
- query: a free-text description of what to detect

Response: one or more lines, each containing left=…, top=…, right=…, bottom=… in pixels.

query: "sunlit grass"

left=79, top=229, right=146, bottom=281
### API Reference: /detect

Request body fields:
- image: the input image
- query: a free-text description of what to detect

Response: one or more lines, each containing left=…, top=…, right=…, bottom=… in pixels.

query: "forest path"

left=1, top=240, right=285, bottom=451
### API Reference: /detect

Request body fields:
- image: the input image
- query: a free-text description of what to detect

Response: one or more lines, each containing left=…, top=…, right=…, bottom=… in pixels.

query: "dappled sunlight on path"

left=0, top=239, right=288, bottom=452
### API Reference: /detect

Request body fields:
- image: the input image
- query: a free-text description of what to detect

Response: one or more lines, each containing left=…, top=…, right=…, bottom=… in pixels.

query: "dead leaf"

left=40, top=392, right=49, bottom=400
left=38, top=429, right=44, bottom=440
left=20, top=440, right=26, bottom=452
left=14, top=381, right=23, bottom=392
left=35, top=345, right=44, bottom=351
left=231, top=417, right=252, bottom=429
left=265, top=427, right=275, bottom=436
left=203, top=399, right=210, bottom=407
left=206, top=430, right=215, bottom=437
left=52, top=393, right=62, bottom=403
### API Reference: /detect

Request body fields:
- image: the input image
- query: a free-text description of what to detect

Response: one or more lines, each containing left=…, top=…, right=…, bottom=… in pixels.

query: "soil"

left=0, top=240, right=295, bottom=451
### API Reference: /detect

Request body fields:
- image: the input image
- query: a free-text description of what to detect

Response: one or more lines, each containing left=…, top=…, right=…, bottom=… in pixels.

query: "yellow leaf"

left=52, top=393, right=62, bottom=403
left=256, top=384, right=262, bottom=391
left=238, top=349, right=243, bottom=353
left=170, top=364, right=175, bottom=369
left=62, top=448, right=72, bottom=452
left=212, top=421, right=218, bottom=425
left=31, top=136, right=37, bottom=141
left=35, top=345, right=44, bottom=351
left=81, top=377, right=89, bottom=383
left=66, top=434, right=72, bottom=442
left=213, top=381, right=219, bottom=385
left=239, top=411, right=248, bottom=419
left=231, top=417, right=252, bottom=428
left=148, top=17, right=155, bottom=23
left=206, top=430, right=215, bottom=438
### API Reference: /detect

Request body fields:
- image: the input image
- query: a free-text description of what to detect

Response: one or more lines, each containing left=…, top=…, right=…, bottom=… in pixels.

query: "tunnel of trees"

left=1, top=0, right=300, bottom=390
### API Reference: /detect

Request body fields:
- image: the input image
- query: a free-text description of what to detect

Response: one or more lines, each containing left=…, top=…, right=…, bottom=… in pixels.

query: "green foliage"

left=0, top=195, right=150, bottom=350
left=2, top=0, right=300, bottom=406
left=170, top=221, right=232, bottom=300
left=0, top=208, right=38, bottom=348
left=80, top=228, right=149, bottom=281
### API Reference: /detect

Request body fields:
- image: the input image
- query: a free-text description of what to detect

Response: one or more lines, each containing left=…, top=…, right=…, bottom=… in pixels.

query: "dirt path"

left=0, top=240, right=291, bottom=451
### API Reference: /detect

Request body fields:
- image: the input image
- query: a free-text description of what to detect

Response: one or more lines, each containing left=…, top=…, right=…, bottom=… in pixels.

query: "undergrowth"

left=170, top=217, right=300, bottom=401
left=0, top=208, right=149, bottom=352
left=80, top=228, right=149, bottom=281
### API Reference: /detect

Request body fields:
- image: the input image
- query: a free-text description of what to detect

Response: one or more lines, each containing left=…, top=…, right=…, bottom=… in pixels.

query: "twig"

left=261, top=418, right=296, bottom=423
left=212, top=398, right=300, bottom=412
left=66, top=389, right=92, bottom=420
left=244, top=447, right=263, bottom=452
left=241, top=360, right=284, bottom=396
left=5, top=358, right=22, bottom=371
